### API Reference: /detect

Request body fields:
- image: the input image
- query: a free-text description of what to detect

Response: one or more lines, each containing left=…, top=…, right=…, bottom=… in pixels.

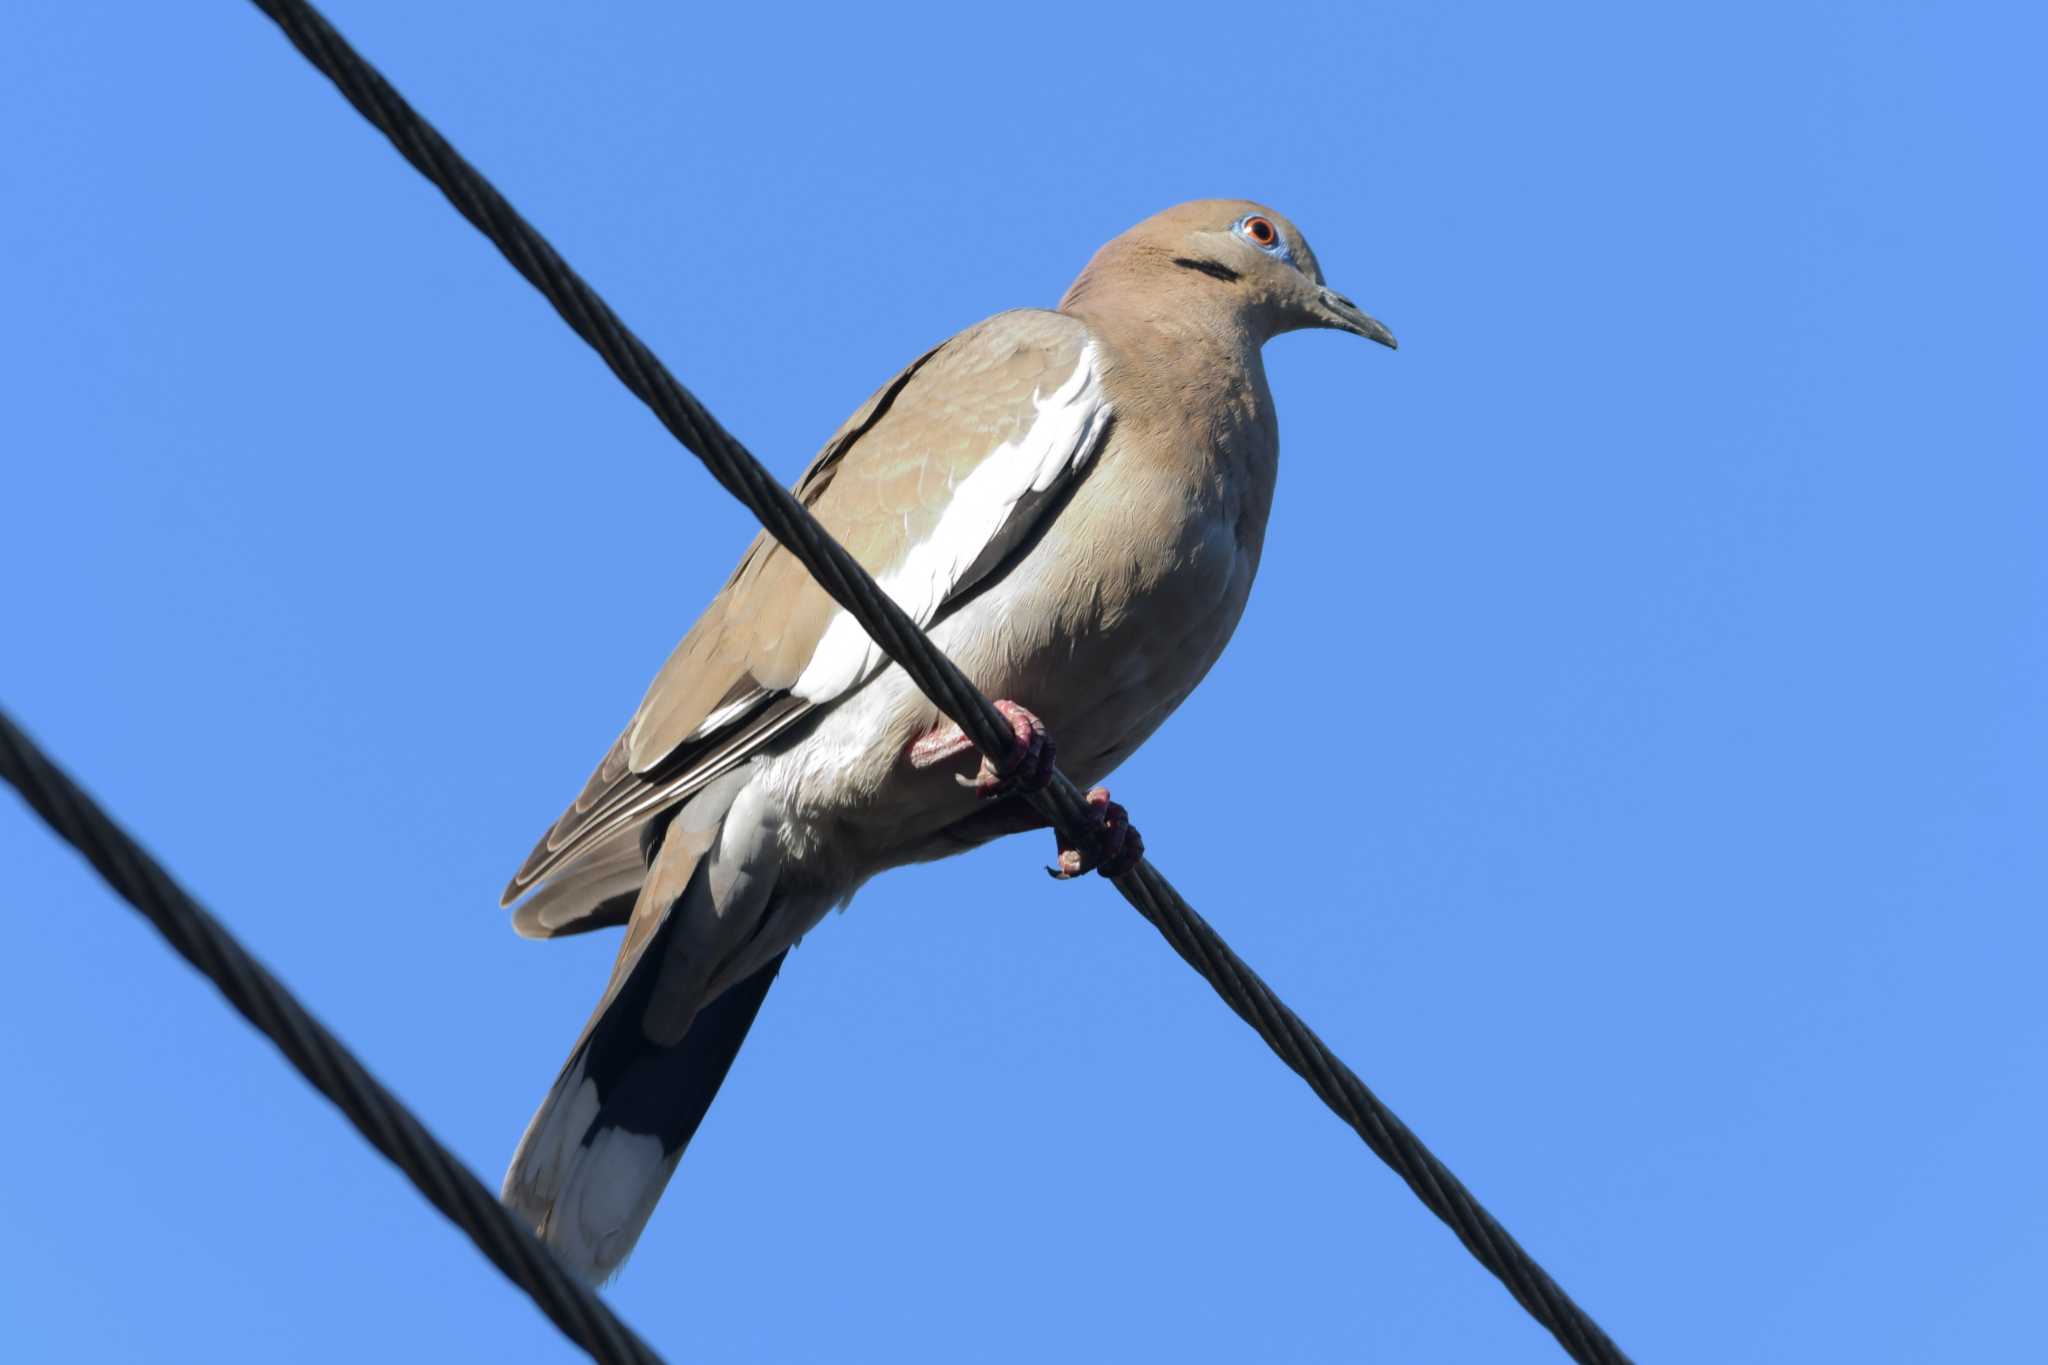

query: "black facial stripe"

left=1171, top=257, right=1241, bottom=283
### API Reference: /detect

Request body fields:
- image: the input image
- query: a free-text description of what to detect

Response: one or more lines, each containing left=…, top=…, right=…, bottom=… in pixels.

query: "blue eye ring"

left=1235, top=213, right=1293, bottom=263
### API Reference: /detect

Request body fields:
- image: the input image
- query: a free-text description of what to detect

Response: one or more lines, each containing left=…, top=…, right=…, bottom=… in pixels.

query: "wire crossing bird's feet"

left=1049, top=787, right=1144, bottom=881
left=906, top=699, right=1057, bottom=799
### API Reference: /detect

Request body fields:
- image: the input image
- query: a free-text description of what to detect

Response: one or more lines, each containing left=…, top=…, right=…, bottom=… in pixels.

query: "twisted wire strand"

left=7, top=2, right=1638, bottom=1359
left=250, top=0, right=1627, bottom=1356
left=0, top=713, right=664, bottom=1365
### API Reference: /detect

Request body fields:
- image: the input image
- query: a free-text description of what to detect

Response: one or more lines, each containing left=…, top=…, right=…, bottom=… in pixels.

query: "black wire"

left=0, top=712, right=665, bottom=1365
left=13, top=2, right=1640, bottom=1360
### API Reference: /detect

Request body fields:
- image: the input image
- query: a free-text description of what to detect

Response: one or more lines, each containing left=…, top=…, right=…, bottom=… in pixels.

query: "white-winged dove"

left=501, top=200, right=1395, bottom=1282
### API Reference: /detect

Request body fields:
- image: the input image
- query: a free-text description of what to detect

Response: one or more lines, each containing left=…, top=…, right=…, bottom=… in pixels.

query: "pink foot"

left=1048, top=787, right=1145, bottom=881
left=906, top=699, right=1057, bottom=800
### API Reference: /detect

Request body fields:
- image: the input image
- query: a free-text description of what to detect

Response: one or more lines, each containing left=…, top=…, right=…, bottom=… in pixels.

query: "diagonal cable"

left=0, top=712, right=664, bottom=1365
left=5, top=1, right=1638, bottom=1359
left=241, top=1, right=1626, bottom=1359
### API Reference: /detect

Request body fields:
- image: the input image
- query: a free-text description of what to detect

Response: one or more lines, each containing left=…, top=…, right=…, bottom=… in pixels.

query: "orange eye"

left=1242, top=215, right=1279, bottom=247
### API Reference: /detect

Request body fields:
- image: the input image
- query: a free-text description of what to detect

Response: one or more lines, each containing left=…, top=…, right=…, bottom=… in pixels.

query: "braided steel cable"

left=12, top=2, right=1640, bottom=1360
left=0, top=712, right=664, bottom=1365
left=240, top=2, right=1630, bottom=1359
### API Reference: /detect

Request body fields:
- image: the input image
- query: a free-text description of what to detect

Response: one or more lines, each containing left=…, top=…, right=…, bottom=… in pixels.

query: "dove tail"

left=501, top=948, right=786, bottom=1284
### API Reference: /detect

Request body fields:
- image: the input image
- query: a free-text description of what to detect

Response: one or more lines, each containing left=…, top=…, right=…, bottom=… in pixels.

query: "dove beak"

left=1317, top=288, right=1398, bottom=350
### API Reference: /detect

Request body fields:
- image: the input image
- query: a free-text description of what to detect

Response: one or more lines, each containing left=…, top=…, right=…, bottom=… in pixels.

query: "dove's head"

left=1059, top=199, right=1395, bottom=350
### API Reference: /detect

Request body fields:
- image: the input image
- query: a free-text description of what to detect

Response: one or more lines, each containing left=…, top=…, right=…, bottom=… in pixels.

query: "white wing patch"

left=791, top=343, right=1112, bottom=704
left=690, top=693, right=765, bottom=738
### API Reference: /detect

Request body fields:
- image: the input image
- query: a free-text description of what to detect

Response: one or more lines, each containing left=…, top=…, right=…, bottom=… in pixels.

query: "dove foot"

left=1048, top=787, right=1144, bottom=881
left=906, top=699, right=1057, bottom=799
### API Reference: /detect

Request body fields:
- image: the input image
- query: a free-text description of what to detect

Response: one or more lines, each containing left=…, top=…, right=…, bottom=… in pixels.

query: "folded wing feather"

left=501, top=308, right=1112, bottom=913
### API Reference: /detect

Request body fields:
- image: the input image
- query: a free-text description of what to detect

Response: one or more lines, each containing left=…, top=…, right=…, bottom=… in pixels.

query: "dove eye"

left=1239, top=216, right=1280, bottom=249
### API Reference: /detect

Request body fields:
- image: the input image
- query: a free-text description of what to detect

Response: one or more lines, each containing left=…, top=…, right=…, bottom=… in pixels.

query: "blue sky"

left=2, top=2, right=2041, bottom=1361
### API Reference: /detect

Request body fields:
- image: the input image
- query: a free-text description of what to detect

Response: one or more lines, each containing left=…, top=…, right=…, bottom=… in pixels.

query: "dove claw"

left=909, top=700, right=1056, bottom=801
left=1050, top=787, right=1142, bottom=881
left=971, top=701, right=1055, bottom=799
